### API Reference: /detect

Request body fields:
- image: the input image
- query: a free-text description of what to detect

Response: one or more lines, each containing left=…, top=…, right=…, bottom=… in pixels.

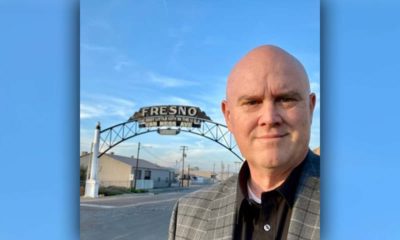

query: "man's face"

left=222, top=48, right=316, bottom=171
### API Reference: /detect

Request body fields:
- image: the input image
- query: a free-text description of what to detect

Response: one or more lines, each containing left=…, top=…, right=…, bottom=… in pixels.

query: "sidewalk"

left=80, top=184, right=208, bottom=202
left=148, top=184, right=203, bottom=194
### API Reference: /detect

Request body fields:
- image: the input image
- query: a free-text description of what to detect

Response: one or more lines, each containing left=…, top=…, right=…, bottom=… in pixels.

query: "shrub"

left=130, top=189, right=148, bottom=193
left=99, top=186, right=131, bottom=196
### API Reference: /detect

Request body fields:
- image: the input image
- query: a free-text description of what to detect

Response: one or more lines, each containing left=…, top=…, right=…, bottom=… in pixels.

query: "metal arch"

left=97, top=117, right=243, bottom=161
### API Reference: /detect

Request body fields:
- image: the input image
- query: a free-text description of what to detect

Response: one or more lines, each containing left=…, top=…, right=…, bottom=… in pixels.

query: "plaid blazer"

left=168, top=151, right=320, bottom=240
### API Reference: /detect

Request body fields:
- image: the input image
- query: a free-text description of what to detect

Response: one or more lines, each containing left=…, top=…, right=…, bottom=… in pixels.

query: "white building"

left=80, top=152, right=175, bottom=189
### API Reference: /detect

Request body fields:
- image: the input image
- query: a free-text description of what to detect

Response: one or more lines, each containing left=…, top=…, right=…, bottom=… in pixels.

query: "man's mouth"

left=255, top=133, right=289, bottom=139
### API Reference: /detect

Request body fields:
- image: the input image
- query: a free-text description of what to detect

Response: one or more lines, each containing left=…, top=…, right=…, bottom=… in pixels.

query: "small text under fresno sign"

left=129, top=105, right=211, bottom=128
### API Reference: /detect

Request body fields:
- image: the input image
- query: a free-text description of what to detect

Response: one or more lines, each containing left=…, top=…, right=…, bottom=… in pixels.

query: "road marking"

left=80, top=197, right=178, bottom=209
left=80, top=203, right=115, bottom=209
left=118, top=198, right=178, bottom=208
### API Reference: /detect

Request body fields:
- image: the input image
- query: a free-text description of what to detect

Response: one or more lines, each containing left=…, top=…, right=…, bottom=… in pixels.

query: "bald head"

left=221, top=44, right=316, bottom=179
left=226, top=45, right=310, bottom=101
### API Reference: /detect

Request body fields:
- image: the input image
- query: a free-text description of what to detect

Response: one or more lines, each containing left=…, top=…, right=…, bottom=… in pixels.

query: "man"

left=168, top=45, right=319, bottom=240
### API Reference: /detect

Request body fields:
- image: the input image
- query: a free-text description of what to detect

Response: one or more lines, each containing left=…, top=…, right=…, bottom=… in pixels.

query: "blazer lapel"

left=287, top=151, right=320, bottom=240
left=206, top=177, right=237, bottom=240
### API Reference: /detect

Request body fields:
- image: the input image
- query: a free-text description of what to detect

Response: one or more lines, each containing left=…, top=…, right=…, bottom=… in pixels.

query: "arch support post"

left=85, top=122, right=101, bottom=198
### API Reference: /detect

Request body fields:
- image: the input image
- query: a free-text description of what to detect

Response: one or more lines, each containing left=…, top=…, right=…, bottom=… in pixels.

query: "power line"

left=141, top=147, right=163, bottom=162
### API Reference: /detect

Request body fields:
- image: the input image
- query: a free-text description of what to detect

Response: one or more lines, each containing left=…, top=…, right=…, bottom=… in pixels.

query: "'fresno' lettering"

left=169, top=106, right=177, bottom=115
left=177, top=106, right=186, bottom=115
left=150, top=107, right=158, bottom=115
left=141, top=105, right=198, bottom=117
left=187, top=107, right=196, bottom=116
left=130, top=105, right=210, bottom=126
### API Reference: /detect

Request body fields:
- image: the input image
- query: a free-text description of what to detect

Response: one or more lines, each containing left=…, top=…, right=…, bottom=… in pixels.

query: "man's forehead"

left=231, top=82, right=303, bottom=100
left=227, top=70, right=308, bottom=99
left=226, top=45, right=309, bottom=99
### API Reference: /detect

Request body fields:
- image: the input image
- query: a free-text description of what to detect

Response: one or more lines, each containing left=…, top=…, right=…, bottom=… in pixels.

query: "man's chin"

left=249, top=152, right=290, bottom=169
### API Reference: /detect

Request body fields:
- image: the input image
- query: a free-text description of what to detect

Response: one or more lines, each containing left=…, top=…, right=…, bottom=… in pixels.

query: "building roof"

left=104, top=153, right=174, bottom=171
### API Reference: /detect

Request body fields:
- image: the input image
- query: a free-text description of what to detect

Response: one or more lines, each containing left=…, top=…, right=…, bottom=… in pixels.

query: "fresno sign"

left=129, top=105, right=211, bottom=128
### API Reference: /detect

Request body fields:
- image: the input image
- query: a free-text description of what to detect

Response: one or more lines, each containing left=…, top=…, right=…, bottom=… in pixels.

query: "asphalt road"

left=80, top=186, right=204, bottom=240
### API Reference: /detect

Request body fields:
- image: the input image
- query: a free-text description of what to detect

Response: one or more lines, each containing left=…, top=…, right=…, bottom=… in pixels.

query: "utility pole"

left=180, top=146, right=188, bottom=187
left=212, top=162, right=216, bottom=183
left=133, top=142, right=141, bottom=190
left=187, top=164, right=190, bottom=187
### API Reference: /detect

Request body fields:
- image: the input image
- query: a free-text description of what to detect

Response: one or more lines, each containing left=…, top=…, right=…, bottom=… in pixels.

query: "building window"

left=144, top=170, right=151, bottom=180
left=158, top=177, right=161, bottom=182
left=135, top=169, right=142, bottom=179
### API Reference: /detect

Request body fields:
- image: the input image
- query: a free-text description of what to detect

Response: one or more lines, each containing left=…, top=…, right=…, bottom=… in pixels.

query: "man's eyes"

left=277, top=96, right=297, bottom=103
left=243, top=100, right=260, bottom=105
left=276, top=96, right=299, bottom=108
left=239, top=95, right=299, bottom=108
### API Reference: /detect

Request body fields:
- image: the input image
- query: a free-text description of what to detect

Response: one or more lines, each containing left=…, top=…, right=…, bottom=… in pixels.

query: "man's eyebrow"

left=236, top=91, right=303, bottom=102
left=237, top=95, right=262, bottom=102
left=275, top=91, right=303, bottom=99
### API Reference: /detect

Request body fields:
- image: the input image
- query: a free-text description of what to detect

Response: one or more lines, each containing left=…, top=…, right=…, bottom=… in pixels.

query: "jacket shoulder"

left=304, top=150, right=320, bottom=178
left=178, top=176, right=237, bottom=207
left=169, top=177, right=237, bottom=239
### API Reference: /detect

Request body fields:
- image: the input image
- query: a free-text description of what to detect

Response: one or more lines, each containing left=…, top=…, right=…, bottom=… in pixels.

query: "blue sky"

left=2, top=0, right=400, bottom=239
left=80, top=0, right=320, bottom=172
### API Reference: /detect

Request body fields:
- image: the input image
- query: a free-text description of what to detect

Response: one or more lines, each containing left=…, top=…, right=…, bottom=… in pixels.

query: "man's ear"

left=309, top=93, right=316, bottom=120
left=221, top=100, right=232, bottom=131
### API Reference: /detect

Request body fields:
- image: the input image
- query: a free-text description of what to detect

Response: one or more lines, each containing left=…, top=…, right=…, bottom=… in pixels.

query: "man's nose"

left=258, top=102, right=282, bottom=127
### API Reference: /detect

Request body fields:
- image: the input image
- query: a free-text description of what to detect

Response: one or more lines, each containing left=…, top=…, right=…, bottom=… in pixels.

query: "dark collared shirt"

left=234, top=160, right=305, bottom=240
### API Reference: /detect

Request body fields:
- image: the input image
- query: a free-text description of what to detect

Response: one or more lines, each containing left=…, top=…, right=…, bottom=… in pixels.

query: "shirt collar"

left=272, top=158, right=305, bottom=207
left=235, top=151, right=309, bottom=222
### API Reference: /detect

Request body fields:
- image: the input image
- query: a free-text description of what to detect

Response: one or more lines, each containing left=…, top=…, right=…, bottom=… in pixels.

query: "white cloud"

left=81, top=43, right=115, bottom=52
left=80, top=94, right=136, bottom=120
left=80, top=103, right=105, bottom=119
left=163, top=96, right=193, bottom=106
left=147, top=72, right=197, bottom=88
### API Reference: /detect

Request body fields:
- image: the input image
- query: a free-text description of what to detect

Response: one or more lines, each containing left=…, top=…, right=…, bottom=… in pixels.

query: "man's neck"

left=247, top=158, right=304, bottom=198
